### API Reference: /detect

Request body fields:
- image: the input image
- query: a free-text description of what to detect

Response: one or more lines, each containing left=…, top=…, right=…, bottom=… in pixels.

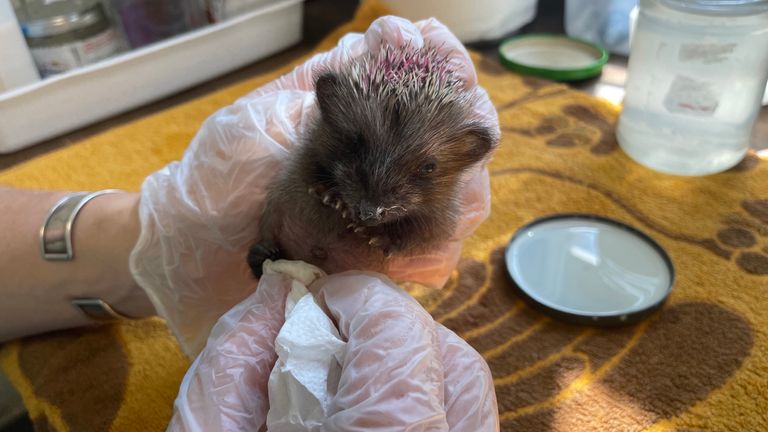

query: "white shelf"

left=0, top=0, right=303, bottom=153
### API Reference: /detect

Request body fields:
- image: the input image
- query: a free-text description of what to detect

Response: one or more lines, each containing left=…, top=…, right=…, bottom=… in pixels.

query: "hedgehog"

left=247, top=44, right=497, bottom=277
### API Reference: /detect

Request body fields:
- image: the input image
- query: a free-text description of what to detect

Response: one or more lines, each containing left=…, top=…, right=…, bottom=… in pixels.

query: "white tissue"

left=266, top=269, right=346, bottom=431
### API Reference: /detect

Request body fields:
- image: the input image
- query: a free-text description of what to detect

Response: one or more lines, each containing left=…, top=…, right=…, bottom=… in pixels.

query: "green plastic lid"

left=498, top=34, right=609, bottom=82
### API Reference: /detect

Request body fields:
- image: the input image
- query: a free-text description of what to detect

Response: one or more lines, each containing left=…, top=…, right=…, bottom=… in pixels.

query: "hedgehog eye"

left=419, top=161, right=437, bottom=176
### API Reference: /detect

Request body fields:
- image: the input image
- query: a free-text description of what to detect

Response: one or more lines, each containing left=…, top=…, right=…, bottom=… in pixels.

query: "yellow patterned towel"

left=2, top=2, right=767, bottom=431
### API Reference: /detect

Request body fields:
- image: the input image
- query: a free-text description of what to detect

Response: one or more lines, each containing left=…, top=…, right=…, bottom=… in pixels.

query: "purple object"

left=114, top=0, right=208, bottom=48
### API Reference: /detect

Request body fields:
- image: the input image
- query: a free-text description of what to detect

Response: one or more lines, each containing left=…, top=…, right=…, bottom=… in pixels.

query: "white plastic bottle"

left=617, top=0, right=768, bottom=176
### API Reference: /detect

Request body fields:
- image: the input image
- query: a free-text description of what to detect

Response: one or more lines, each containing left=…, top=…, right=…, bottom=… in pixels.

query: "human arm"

left=0, top=188, right=155, bottom=342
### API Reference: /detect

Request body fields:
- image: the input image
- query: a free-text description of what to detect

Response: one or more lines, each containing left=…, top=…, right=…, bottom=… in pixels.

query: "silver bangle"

left=72, top=298, right=135, bottom=321
left=39, top=189, right=133, bottom=321
left=39, top=189, right=121, bottom=260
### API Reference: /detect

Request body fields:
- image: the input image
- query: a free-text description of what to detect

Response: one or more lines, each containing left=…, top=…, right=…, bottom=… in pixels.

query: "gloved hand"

left=169, top=271, right=499, bottom=432
left=130, top=15, right=500, bottom=357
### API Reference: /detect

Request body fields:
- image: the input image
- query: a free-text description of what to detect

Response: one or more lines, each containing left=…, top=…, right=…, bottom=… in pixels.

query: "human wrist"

left=71, top=191, right=155, bottom=318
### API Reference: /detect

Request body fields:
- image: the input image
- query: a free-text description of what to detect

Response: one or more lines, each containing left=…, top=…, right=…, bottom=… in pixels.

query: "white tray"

left=0, top=0, right=303, bottom=153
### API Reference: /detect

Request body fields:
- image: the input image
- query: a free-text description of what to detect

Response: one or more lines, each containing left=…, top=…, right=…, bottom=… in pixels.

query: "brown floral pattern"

left=423, top=249, right=754, bottom=432
left=503, top=104, right=618, bottom=155
left=718, top=200, right=768, bottom=275
left=491, top=166, right=768, bottom=276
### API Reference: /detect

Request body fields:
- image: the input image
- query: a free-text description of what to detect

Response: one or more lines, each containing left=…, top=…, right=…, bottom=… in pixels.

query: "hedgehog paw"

left=346, top=222, right=373, bottom=238
left=368, top=235, right=396, bottom=258
left=247, top=241, right=281, bottom=278
left=321, top=192, right=343, bottom=210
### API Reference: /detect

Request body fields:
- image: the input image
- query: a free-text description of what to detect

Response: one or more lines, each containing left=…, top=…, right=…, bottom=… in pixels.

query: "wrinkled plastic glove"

left=168, top=271, right=499, bottom=432
left=130, top=15, right=500, bottom=357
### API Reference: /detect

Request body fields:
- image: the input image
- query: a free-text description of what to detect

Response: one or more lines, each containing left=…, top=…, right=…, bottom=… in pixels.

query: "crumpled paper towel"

left=263, top=260, right=346, bottom=431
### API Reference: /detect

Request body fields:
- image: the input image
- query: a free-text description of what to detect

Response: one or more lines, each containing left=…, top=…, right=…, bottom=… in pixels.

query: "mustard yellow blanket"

left=2, top=2, right=767, bottom=430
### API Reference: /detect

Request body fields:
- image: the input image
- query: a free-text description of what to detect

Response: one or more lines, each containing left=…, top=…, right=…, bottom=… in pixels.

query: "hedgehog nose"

left=358, top=201, right=382, bottom=222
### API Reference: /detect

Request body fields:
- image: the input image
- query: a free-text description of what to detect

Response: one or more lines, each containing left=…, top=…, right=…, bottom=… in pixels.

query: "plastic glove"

left=169, top=271, right=499, bottom=432
left=130, top=15, right=500, bottom=357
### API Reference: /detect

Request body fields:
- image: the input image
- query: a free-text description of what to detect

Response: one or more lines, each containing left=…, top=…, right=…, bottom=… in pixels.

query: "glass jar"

left=15, top=0, right=123, bottom=78
left=616, top=0, right=768, bottom=176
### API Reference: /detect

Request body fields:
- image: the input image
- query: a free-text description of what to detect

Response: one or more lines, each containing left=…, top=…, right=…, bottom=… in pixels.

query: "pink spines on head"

left=349, top=44, right=465, bottom=107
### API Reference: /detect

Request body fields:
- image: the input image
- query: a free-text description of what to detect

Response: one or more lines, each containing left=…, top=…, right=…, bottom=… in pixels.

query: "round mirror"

left=505, top=214, right=675, bottom=325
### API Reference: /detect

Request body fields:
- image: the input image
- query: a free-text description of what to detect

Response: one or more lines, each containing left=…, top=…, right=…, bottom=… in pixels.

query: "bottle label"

left=663, top=75, right=719, bottom=117
left=30, top=29, right=120, bottom=78
left=678, top=43, right=737, bottom=65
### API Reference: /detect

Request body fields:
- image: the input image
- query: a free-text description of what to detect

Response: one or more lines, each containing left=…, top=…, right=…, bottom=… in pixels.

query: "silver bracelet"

left=72, top=298, right=134, bottom=321
left=39, top=189, right=121, bottom=260
left=39, top=189, right=132, bottom=322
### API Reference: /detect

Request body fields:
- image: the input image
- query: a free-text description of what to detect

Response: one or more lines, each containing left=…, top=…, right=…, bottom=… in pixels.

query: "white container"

left=209, top=0, right=276, bottom=21
left=0, top=0, right=302, bottom=153
left=617, top=0, right=768, bottom=176
left=380, top=0, right=538, bottom=43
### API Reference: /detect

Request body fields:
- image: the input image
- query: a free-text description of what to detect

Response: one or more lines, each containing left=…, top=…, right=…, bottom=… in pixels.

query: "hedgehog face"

left=300, top=45, right=497, bottom=239
left=301, top=65, right=495, bottom=235
left=324, top=129, right=434, bottom=227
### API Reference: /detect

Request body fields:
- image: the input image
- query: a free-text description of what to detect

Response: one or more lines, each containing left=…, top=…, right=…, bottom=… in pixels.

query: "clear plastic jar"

left=617, top=0, right=768, bottom=176
left=15, top=0, right=122, bottom=78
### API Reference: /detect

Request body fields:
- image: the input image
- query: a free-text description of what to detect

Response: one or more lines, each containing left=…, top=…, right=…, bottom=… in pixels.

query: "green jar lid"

left=498, top=34, right=609, bottom=82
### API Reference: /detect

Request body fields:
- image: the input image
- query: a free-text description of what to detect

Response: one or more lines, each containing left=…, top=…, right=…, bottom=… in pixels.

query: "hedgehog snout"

left=354, top=199, right=407, bottom=226
left=357, top=200, right=384, bottom=224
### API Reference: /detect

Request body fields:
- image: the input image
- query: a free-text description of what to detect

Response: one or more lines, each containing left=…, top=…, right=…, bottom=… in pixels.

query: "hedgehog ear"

left=458, top=124, right=496, bottom=164
left=315, top=73, right=344, bottom=125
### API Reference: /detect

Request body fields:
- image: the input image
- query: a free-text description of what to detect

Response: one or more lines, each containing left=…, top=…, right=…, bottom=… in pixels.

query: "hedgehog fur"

left=247, top=43, right=496, bottom=277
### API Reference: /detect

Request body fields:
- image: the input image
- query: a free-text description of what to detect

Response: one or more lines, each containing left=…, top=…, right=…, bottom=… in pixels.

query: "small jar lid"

left=505, top=214, right=675, bottom=326
left=498, top=34, right=609, bottom=82
left=22, top=5, right=104, bottom=39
